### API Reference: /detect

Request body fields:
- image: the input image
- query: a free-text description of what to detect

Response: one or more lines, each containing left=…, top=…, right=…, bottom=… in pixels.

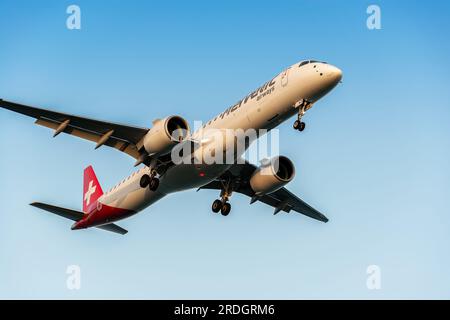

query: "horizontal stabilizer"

left=30, top=202, right=128, bottom=235
left=30, top=202, right=83, bottom=221
left=96, top=223, right=128, bottom=235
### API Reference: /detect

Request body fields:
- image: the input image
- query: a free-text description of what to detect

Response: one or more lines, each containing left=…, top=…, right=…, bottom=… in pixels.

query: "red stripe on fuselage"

left=72, top=202, right=135, bottom=230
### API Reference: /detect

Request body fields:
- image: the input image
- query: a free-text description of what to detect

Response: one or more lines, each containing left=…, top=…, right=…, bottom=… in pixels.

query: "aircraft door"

left=281, top=68, right=290, bottom=87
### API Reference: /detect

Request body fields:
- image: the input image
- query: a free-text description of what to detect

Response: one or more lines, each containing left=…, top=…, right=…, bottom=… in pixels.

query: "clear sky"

left=1, top=0, right=449, bottom=299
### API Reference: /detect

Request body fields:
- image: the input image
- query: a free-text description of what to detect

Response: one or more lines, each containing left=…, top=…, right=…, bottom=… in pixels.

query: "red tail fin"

left=83, top=166, right=104, bottom=213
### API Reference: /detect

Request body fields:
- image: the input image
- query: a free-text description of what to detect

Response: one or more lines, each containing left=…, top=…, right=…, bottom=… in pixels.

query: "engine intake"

left=250, top=156, right=295, bottom=195
left=143, top=116, right=190, bottom=156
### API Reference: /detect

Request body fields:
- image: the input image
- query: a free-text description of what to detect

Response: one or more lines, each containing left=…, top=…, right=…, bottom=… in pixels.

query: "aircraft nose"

left=305, top=63, right=342, bottom=101
left=326, top=65, right=342, bottom=84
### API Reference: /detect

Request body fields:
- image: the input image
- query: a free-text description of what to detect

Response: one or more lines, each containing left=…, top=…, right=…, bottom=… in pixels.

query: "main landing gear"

left=140, top=169, right=160, bottom=192
left=211, top=199, right=231, bottom=216
left=293, top=99, right=312, bottom=132
left=211, top=179, right=232, bottom=216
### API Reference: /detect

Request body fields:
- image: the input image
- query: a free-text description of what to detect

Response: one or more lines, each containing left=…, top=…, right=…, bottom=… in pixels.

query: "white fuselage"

left=99, top=60, right=342, bottom=215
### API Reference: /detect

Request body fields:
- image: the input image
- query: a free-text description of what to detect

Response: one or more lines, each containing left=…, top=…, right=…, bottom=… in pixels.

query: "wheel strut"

left=293, top=99, right=311, bottom=132
left=211, top=178, right=233, bottom=216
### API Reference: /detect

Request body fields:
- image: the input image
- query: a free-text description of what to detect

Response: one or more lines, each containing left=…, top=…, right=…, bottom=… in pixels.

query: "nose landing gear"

left=293, top=120, right=306, bottom=131
left=293, top=99, right=312, bottom=132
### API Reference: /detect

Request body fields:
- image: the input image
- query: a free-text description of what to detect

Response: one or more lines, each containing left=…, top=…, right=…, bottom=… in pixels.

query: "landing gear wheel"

left=212, top=199, right=223, bottom=213
left=299, top=121, right=306, bottom=131
left=221, top=202, right=231, bottom=216
left=140, top=174, right=151, bottom=188
left=293, top=120, right=306, bottom=131
left=149, top=177, right=159, bottom=191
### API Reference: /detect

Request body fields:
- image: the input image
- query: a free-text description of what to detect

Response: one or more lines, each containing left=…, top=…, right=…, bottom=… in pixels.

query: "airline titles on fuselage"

left=205, top=77, right=277, bottom=127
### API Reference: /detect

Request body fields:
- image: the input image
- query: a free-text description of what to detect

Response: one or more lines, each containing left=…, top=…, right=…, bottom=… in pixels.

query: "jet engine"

left=250, top=156, right=295, bottom=195
left=143, top=116, right=190, bottom=156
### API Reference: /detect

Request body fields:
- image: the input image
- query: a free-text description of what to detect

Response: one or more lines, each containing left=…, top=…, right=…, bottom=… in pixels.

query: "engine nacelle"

left=250, top=156, right=295, bottom=195
left=143, top=116, right=190, bottom=156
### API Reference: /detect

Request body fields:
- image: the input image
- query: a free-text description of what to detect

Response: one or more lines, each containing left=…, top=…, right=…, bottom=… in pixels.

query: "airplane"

left=0, top=59, right=342, bottom=235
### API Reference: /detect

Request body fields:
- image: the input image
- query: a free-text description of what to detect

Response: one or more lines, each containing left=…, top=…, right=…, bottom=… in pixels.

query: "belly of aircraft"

left=159, top=163, right=231, bottom=193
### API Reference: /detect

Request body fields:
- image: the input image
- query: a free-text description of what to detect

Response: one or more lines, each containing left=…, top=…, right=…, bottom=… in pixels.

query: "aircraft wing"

left=0, top=99, right=149, bottom=159
left=199, top=162, right=328, bottom=223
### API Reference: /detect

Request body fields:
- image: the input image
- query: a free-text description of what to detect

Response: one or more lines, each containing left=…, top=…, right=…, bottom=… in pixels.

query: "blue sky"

left=1, top=0, right=449, bottom=299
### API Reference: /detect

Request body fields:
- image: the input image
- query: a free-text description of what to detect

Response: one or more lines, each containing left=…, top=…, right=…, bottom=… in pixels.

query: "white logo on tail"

left=84, top=180, right=97, bottom=205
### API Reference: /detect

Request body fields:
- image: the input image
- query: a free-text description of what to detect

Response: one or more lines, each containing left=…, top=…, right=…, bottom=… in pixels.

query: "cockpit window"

left=299, top=60, right=328, bottom=67
left=298, top=61, right=309, bottom=67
